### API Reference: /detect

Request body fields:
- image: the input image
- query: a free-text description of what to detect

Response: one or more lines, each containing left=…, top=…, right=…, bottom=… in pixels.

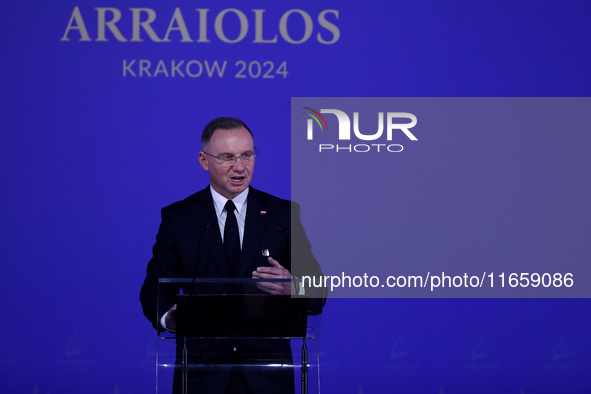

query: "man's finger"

left=267, top=256, right=283, bottom=268
left=254, top=266, right=281, bottom=275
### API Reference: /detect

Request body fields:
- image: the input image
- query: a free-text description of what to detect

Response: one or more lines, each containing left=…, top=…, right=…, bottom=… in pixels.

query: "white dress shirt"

left=210, top=185, right=248, bottom=248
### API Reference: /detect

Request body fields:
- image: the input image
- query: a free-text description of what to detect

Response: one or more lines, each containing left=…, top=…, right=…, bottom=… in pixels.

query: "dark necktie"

left=224, top=200, right=241, bottom=277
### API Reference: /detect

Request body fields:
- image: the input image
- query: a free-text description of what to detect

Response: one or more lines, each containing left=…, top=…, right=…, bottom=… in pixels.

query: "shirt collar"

left=210, top=185, right=249, bottom=217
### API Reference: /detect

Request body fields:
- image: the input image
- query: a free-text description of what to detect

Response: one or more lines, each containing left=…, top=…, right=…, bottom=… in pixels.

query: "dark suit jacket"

left=140, top=186, right=324, bottom=393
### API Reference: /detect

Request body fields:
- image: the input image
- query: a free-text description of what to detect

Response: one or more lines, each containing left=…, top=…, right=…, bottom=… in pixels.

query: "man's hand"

left=252, top=257, right=294, bottom=295
left=164, top=304, right=177, bottom=331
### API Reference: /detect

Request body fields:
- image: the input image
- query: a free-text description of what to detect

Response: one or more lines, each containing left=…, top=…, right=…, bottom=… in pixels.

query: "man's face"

left=199, top=127, right=255, bottom=199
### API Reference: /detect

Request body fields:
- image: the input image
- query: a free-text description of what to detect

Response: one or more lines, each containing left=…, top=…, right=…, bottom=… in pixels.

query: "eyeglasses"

left=202, top=148, right=258, bottom=167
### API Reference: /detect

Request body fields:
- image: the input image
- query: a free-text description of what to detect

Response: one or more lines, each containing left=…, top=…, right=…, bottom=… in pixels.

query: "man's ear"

left=198, top=151, right=209, bottom=171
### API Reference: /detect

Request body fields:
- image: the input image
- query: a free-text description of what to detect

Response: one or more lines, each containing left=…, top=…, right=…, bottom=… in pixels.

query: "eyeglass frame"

left=201, top=147, right=258, bottom=167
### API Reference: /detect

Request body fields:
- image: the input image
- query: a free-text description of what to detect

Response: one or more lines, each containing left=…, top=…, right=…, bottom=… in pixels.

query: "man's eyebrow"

left=216, top=149, right=253, bottom=156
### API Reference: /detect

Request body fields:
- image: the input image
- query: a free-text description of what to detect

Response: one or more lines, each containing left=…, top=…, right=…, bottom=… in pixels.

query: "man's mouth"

left=230, top=176, right=245, bottom=184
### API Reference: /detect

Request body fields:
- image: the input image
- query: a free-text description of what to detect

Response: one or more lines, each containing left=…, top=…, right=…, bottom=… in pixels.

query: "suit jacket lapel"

left=190, top=190, right=231, bottom=278
left=236, top=189, right=268, bottom=278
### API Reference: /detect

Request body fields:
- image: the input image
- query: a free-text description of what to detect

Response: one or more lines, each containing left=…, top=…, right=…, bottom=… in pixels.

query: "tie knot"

left=224, top=200, right=237, bottom=213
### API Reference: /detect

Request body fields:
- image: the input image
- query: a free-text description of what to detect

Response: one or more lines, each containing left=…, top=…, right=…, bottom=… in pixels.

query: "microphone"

left=189, top=222, right=209, bottom=296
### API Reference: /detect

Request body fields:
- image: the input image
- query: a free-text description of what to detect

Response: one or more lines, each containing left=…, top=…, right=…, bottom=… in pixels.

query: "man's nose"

left=231, top=157, right=246, bottom=170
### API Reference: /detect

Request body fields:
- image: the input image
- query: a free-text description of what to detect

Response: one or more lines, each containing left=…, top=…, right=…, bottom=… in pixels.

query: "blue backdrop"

left=1, top=1, right=590, bottom=393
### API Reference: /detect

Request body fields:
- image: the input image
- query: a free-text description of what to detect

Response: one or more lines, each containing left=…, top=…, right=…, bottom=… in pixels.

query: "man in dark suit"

left=140, top=117, right=324, bottom=393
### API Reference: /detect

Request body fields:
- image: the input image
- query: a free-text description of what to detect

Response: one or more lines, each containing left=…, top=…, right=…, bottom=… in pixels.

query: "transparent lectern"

left=156, top=278, right=323, bottom=394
